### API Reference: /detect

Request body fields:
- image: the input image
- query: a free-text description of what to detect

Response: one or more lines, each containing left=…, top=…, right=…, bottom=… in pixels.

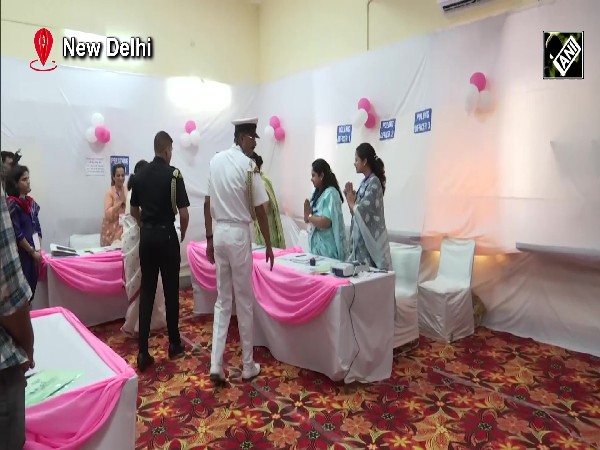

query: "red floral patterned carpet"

left=92, top=288, right=600, bottom=449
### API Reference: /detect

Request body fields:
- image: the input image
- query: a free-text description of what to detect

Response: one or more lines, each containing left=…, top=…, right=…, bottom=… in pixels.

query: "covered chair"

left=69, top=233, right=101, bottom=250
left=298, top=229, right=310, bottom=253
left=389, top=243, right=423, bottom=349
left=418, top=238, right=475, bottom=342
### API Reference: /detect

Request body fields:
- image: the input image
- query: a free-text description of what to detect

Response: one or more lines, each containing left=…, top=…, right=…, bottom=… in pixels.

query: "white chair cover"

left=390, top=243, right=423, bottom=348
left=280, top=214, right=302, bottom=249
left=298, top=229, right=310, bottom=253
left=69, top=233, right=101, bottom=250
left=418, top=238, right=476, bottom=342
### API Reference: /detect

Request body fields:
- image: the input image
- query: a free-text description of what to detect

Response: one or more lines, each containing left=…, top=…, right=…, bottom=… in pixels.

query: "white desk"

left=45, top=265, right=128, bottom=326
left=192, top=253, right=396, bottom=383
left=27, top=310, right=137, bottom=450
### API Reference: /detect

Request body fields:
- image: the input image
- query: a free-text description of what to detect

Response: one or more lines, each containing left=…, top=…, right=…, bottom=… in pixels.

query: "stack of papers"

left=25, top=370, right=83, bottom=406
left=291, top=254, right=324, bottom=264
left=79, top=246, right=116, bottom=255
left=49, top=244, right=79, bottom=257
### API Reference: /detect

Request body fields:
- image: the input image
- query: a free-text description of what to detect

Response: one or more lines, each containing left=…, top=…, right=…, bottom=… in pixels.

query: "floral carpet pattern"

left=92, top=288, right=600, bottom=450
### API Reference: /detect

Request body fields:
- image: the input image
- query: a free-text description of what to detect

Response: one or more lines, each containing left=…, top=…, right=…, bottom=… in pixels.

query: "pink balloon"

left=184, top=120, right=196, bottom=133
left=365, top=113, right=377, bottom=129
left=470, top=72, right=487, bottom=92
left=357, top=97, right=371, bottom=111
left=95, top=125, right=106, bottom=141
left=269, top=116, right=281, bottom=129
left=274, top=127, right=285, bottom=142
left=95, top=126, right=110, bottom=143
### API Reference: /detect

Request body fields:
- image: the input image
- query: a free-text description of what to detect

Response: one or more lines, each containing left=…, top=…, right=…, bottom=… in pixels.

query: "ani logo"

left=543, top=32, right=583, bottom=79
left=30, top=28, right=58, bottom=72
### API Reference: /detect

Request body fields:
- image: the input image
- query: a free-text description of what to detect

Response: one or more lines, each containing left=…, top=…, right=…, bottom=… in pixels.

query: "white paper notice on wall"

left=85, top=157, right=106, bottom=176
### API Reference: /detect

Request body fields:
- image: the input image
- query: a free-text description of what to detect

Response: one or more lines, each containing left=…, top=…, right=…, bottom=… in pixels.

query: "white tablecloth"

left=40, top=264, right=128, bottom=327
left=29, top=312, right=137, bottom=450
left=192, top=253, right=396, bottom=383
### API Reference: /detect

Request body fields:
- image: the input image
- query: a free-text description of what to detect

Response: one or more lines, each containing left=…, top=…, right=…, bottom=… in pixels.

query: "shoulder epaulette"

left=172, top=168, right=183, bottom=180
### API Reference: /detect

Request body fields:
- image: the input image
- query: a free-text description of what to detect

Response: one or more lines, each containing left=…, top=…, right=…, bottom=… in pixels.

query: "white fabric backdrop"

left=1, top=64, right=260, bottom=273
left=258, top=0, right=600, bottom=253
left=1, top=0, right=598, bottom=353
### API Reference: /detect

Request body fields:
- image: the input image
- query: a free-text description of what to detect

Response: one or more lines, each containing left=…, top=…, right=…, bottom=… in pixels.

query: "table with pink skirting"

left=26, top=307, right=137, bottom=450
left=36, top=251, right=128, bottom=326
left=187, top=241, right=396, bottom=383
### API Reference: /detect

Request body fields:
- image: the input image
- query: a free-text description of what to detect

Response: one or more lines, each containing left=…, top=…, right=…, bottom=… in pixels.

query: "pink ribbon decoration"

left=251, top=260, right=350, bottom=324
left=187, top=241, right=350, bottom=324
left=39, top=251, right=125, bottom=295
left=25, top=308, right=135, bottom=450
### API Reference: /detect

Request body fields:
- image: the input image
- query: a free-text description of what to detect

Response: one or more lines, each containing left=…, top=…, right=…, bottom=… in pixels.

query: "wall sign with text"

left=110, top=155, right=130, bottom=175
left=379, top=119, right=396, bottom=141
left=414, top=108, right=432, bottom=134
left=336, top=124, right=352, bottom=144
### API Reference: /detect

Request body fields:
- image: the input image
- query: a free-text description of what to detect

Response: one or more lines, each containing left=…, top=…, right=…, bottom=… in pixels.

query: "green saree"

left=253, top=173, right=286, bottom=248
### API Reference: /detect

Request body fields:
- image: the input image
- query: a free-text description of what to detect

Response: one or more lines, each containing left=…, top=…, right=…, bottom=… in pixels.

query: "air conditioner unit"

left=437, top=0, right=490, bottom=13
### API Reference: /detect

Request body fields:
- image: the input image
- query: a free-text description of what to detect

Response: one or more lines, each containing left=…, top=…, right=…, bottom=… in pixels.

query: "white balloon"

left=85, top=127, right=97, bottom=143
left=352, top=108, right=368, bottom=127
left=91, top=113, right=104, bottom=126
left=263, top=125, right=275, bottom=140
left=477, top=90, right=493, bottom=112
left=465, top=84, right=480, bottom=114
left=190, top=129, right=201, bottom=146
left=180, top=133, right=191, bottom=147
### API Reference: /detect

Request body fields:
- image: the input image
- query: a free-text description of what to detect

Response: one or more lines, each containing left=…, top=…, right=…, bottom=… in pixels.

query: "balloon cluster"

left=180, top=120, right=201, bottom=147
left=466, top=72, right=493, bottom=114
left=85, top=113, right=111, bottom=144
left=352, top=98, right=377, bottom=129
left=264, top=116, right=285, bottom=142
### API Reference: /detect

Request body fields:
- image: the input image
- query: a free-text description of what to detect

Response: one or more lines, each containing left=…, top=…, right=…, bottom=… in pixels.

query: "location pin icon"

left=34, top=28, right=53, bottom=66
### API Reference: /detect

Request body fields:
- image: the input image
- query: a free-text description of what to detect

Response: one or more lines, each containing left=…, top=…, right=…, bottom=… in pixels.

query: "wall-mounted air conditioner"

left=437, top=0, right=490, bottom=13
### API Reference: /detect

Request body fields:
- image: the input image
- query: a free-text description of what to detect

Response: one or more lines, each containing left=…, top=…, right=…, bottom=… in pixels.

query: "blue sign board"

left=110, top=155, right=130, bottom=175
left=336, top=124, right=352, bottom=144
left=379, top=119, right=396, bottom=141
left=414, top=108, right=432, bottom=134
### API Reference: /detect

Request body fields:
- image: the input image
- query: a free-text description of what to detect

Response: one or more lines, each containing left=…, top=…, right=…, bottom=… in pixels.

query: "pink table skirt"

left=187, top=241, right=350, bottom=324
left=39, top=251, right=124, bottom=295
left=26, top=307, right=135, bottom=450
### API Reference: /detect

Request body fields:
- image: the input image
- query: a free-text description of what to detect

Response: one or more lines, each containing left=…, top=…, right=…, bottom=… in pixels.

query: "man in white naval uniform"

left=204, top=117, right=274, bottom=385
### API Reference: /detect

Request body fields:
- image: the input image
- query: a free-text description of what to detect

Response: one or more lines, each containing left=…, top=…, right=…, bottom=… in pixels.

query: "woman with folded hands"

left=343, top=143, right=391, bottom=270
left=303, top=158, right=347, bottom=261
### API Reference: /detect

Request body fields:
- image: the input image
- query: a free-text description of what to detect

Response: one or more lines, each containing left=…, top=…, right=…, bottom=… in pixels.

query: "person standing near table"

left=204, top=117, right=274, bottom=385
left=130, top=131, right=190, bottom=372
left=0, top=163, right=35, bottom=450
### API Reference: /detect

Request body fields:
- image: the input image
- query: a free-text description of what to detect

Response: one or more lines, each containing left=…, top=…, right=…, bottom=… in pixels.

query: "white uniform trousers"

left=211, top=221, right=256, bottom=372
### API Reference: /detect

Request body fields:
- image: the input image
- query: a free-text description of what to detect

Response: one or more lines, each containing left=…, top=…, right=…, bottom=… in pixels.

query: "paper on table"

left=32, top=233, right=41, bottom=250
left=25, top=370, right=83, bottom=407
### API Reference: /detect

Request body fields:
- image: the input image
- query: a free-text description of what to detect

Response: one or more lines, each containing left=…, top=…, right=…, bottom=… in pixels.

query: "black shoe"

left=209, top=368, right=227, bottom=387
left=168, top=342, right=185, bottom=359
left=137, top=353, right=154, bottom=372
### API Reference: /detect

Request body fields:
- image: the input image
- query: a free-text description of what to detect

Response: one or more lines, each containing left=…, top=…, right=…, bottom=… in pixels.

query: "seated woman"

left=303, top=158, right=347, bottom=261
left=6, top=165, right=42, bottom=301
left=250, top=152, right=286, bottom=248
left=120, top=160, right=167, bottom=337
left=100, top=163, right=127, bottom=247
left=343, top=143, right=392, bottom=270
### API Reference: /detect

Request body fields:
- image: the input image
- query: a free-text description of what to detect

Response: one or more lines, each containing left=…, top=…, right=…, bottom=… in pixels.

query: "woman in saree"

left=250, top=152, right=286, bottom=248
left=303, top=158, right=347, bottom=261
left=120, top=160, right=167, bottom=337
left=100, top=163, right=127, bottom=247
left=343, top=143, right=392, bottom=270
left=6, top=165, right=42, bottom=301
